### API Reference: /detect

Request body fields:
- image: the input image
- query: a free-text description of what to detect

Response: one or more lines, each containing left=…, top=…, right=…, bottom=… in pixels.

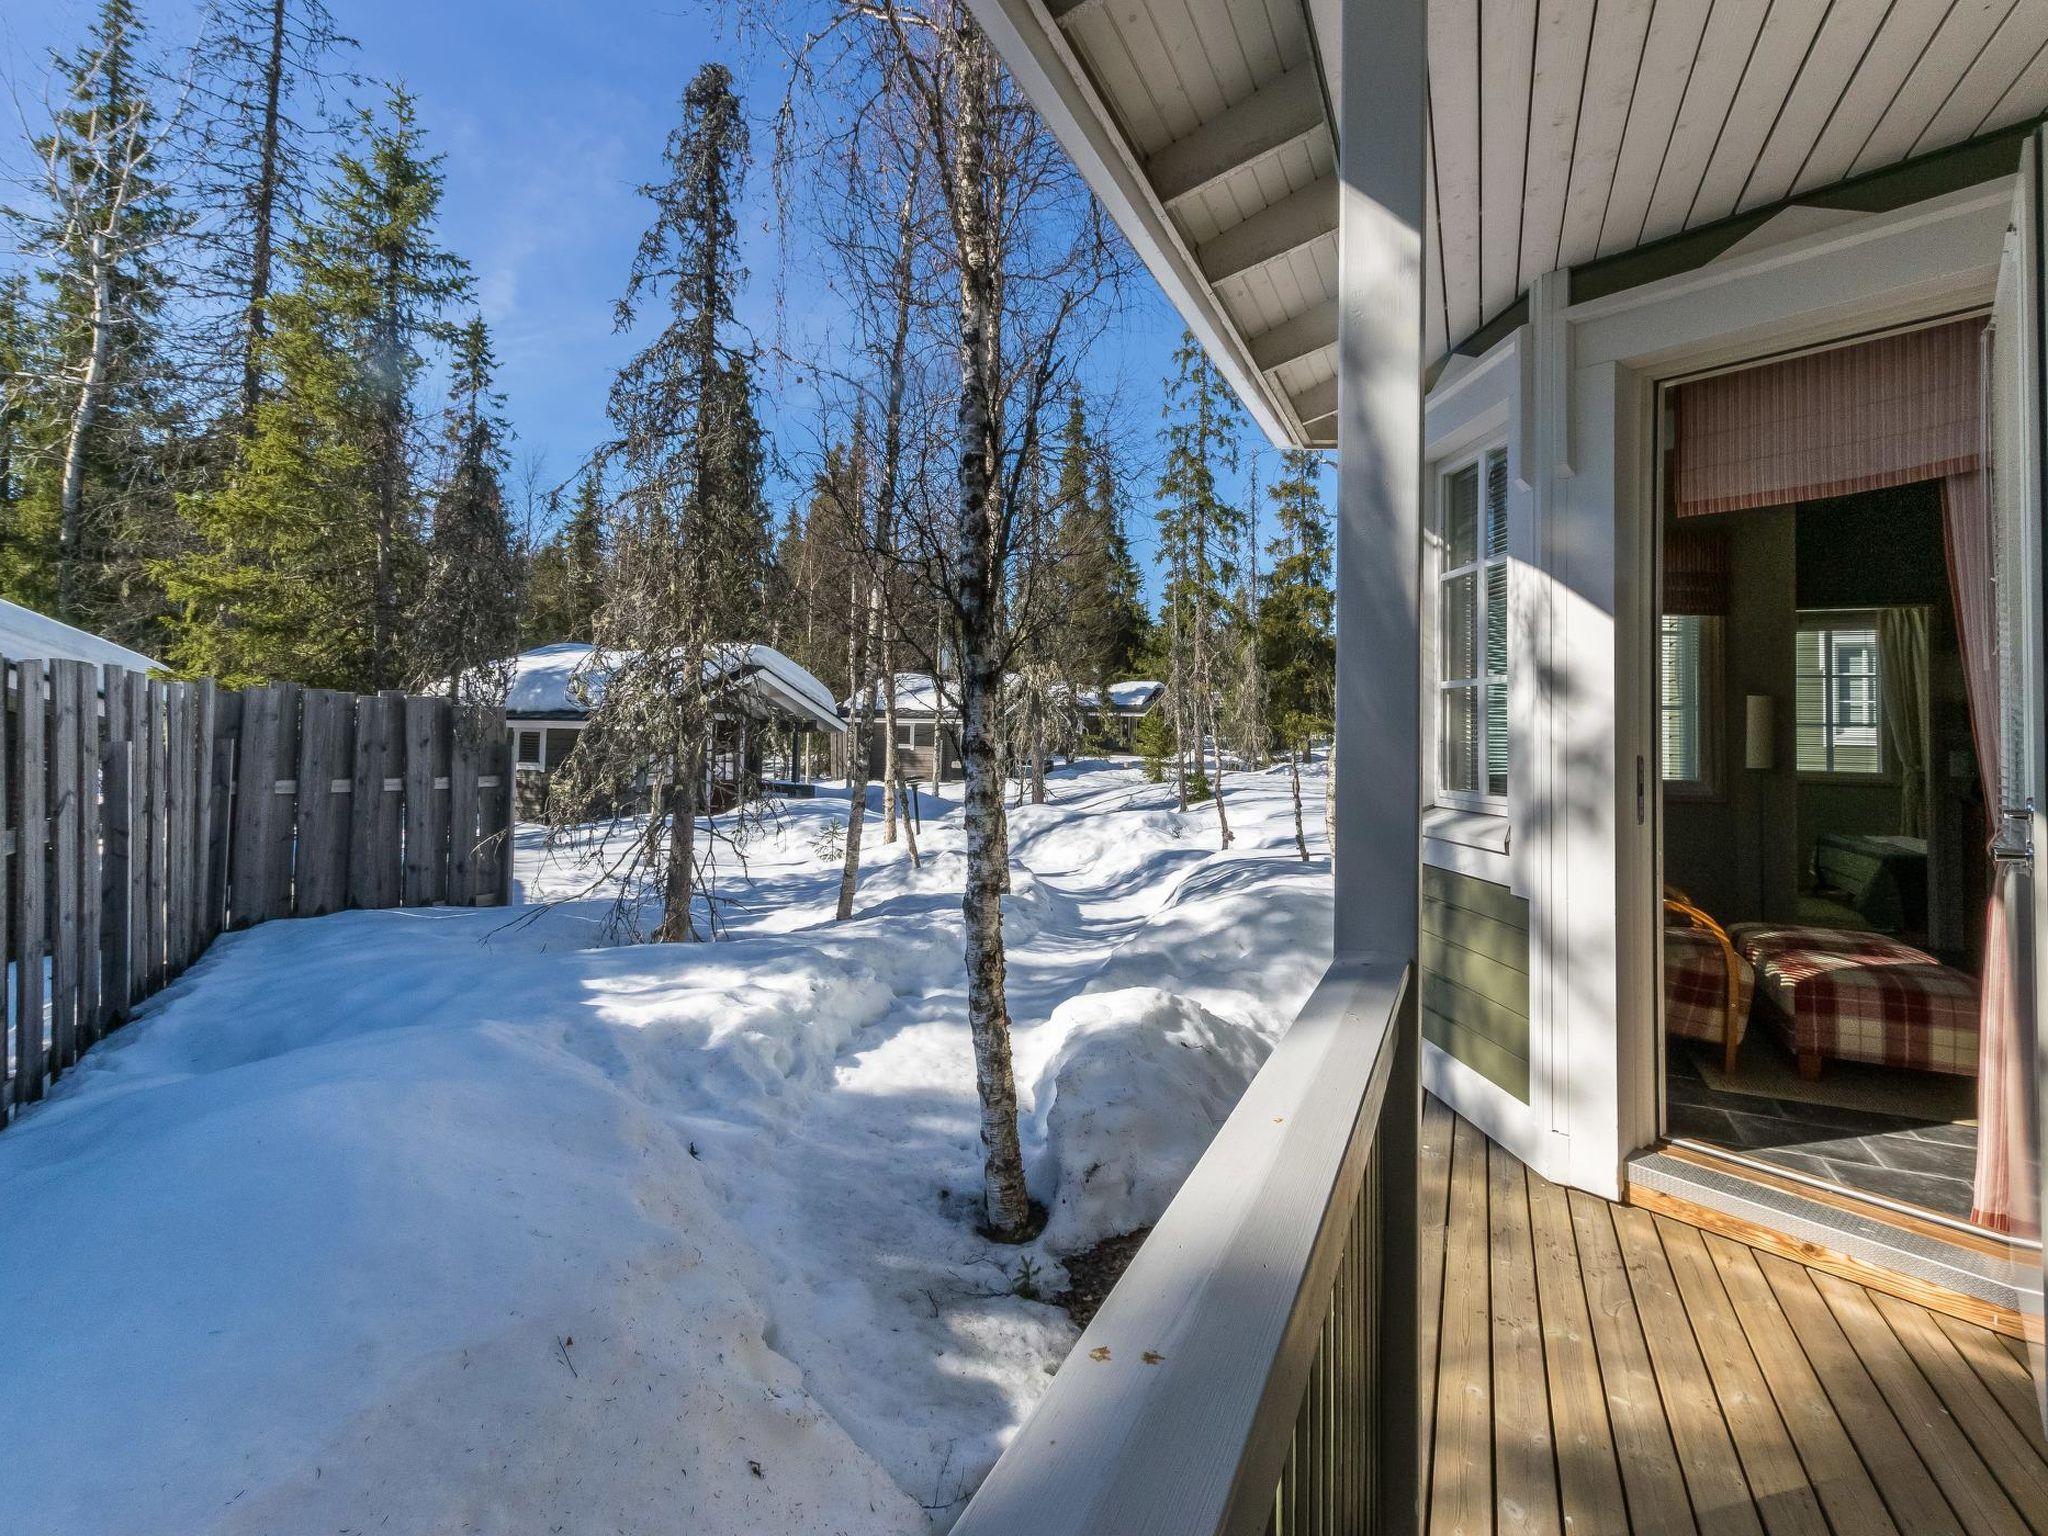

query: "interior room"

left=1657, top=318, right=2005, bottom=1228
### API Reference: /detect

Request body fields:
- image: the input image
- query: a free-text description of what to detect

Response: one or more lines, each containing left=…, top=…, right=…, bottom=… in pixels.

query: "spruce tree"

left=162, top=86, right=469, bottom=688
left=1049, top=394, right=1147, bottom=746
left=1260, top=446, right=1334, bottom=859
left=411, top=316, right=520, bottom=701
left=549, top=61, right=771, bottom=944
left=523, top=466, right=606, bottom=645
left=183, top=0, right=356, bottom=435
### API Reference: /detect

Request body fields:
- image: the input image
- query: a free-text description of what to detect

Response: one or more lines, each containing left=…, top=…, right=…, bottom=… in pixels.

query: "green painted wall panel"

left=1420, top=865, right=1530, bottom=1102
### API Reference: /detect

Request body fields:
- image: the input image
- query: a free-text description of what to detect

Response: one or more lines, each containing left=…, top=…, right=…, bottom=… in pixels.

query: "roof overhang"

left=969, top=0, right=1335, bottom=446
left=970, top=0, right=2048, bottom=448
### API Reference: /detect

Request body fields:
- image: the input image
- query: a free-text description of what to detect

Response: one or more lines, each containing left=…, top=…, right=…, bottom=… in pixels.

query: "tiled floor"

left=1666, top=1044, right=1977, bottom=1219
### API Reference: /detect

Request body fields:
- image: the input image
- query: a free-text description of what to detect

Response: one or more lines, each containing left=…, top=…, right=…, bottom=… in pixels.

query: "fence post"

left=349, top=692, right=403, bottom=910
left=191, top=680, right=216, bottom=957
left=165, top=682, right=191, bottom=974
left=294, top=689, right=353, bottom=917
left=402, top=696, right=444, bottom=905
left=144, top=678, right=167, bottom=991
left=0, top=661, right=12, bottom=1123
left=16, top=659, right=46, bottom=1103
left=205, top=690, right=238, bottom=943
left=101, top=738, right=132, bottom=1026
left=492, top=726, right=514, bottom=905
left=78, top=663, right=102, bottom=1044
left=49, top=659, right=82, bottom=1075
left=448, top=724, right=480, bottom=905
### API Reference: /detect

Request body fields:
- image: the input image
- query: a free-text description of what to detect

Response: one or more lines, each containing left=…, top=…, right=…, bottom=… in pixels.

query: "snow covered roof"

left=506, top=642, right=845, bottom=734
left=0, top=598, right=160, bottom=683
left=1077, top=679, right=1164, bottom=716
left=842, top=672, right=957, bottom=718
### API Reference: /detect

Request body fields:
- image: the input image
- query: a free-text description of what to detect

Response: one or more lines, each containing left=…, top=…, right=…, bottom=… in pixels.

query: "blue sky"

left=2, top=0, right=1311, bottom=610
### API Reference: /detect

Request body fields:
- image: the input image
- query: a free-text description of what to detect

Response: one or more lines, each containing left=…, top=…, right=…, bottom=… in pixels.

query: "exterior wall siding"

left=1421, top=863, right=1531, bottom=1102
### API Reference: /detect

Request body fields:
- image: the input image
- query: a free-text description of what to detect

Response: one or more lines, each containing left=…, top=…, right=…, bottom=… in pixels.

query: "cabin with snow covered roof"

left=506, top=640, right=844, bottom=813
left=0, top=597, right=160, bottom=684
left=836, top=672, right=965, bottom=785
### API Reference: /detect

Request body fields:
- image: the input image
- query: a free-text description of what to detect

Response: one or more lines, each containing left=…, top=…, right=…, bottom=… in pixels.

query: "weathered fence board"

left=0, top=670, right=511, bottom=1119
left=349, top=693, right=403, bottom=911
left=102, top=739, right=132, bottom=1026
left=76, top=663, right=103, bottom=1045
left=50, top=660, right=82, bottom=1077
left=402, top=697, right=448, bottom=906
left=204, top=688, right=237, bottom=945
left=15, top=660, right=46, bottom=1105
left=144, top=679, right=167, bottom=991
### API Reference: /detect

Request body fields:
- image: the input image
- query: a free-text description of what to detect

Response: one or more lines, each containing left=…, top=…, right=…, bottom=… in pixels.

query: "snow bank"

left=0, top=756, right=1332, bottom=1532
left=1029, top=987, right=1270, bottom=1254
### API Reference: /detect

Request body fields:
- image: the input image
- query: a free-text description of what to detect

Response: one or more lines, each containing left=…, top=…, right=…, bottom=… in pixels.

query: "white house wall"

left=1436, top=181, right=2014, bottom=1200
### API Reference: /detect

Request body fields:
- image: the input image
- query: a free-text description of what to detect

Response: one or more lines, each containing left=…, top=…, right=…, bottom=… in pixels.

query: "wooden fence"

left=0, top=664, right=513, bottom=1126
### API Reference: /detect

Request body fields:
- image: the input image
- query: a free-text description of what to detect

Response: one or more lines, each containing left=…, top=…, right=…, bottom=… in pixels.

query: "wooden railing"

left=953, top=959, right=1420, bottom=1536
left=1, top=664, right=514, bottom=1126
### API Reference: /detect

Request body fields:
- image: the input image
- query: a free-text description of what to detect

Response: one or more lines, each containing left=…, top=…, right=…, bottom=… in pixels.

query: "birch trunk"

left=881, top=663, right=900, bottom=842
left=1030, top=702, right=1046, bottom=804
left=875, top=180, right=916, bottom=845
left=836, top=572, right=878, bottom=921
left=57, top=235, right=113, bottom=623
left=1290, top=741, right=1308, bottom=861
left=946, top=38, right=1031, bottom=1239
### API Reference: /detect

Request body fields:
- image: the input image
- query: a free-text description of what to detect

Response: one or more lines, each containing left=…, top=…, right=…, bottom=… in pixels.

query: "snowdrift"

left=0, top=758, right=1331, bottom=1532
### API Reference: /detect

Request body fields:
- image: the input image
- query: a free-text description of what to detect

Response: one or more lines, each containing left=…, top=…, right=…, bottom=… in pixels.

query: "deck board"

left=1425, top=1104, right=2048, bottom=1536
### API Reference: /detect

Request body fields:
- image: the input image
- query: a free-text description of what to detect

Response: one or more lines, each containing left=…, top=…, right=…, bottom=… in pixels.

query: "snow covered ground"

left=0, top=757, right=1331, bottom=1534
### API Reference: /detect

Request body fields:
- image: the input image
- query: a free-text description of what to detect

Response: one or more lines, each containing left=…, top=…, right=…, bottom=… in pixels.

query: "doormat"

left=1690, top=1038, right=1977, bottom=1124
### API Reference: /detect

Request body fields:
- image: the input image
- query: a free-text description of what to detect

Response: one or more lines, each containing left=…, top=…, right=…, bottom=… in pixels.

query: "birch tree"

left=1158, top=332, right=1244, bottom=848
left=7, top=0, right=191, bottom=632
left=775, top=0, right=1123, bottom=1239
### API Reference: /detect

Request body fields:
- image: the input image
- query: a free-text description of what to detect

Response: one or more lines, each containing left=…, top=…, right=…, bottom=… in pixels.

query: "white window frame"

left=1795, top=610, right=1887, bottom=780
left=1429, top=440, right=1512, bottom=813
left=1658, top=613, right=1722, bottom=800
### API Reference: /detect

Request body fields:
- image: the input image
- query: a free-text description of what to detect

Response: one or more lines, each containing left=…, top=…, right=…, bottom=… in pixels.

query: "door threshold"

left=1628, top=1142, right=2036, bottom=1338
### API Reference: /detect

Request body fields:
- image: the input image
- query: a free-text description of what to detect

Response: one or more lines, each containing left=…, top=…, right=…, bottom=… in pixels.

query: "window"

left=1435, top=446, right=1510, bottom=804
left=897, top=721, right=935, bottom=749
left=544, top=728, right=581, bottom=768
left=515, top=729, right=542, bottom=769
left=1659, top=615, right=1720, bottom=793
left=1796, top=617, right=1883, bottom=775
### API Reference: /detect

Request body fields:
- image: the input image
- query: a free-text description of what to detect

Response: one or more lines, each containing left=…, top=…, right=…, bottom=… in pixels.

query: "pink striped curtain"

left=1673, top=320, right=1984, bottom=517
left=1944, top=465, right=2029, bottom=1232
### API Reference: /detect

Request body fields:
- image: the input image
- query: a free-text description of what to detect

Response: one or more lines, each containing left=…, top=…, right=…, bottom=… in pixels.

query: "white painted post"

left=1335, top=0, right=1424, bottom=1527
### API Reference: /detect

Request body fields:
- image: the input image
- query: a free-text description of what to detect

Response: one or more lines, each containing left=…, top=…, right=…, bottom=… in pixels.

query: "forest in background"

left=1, top=0, right=1336, bottom=1238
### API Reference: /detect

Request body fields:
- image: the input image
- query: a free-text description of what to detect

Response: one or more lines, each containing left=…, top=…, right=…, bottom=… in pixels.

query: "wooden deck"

left=1422, top=1097, right=2048, bottom=1536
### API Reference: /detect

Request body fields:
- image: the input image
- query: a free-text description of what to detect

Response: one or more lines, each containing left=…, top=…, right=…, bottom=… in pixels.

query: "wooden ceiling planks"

left=1021, top=0, right=2048, bottom=445
left=1686, top=0, right=1833, bottom=229
left=1519, top=0, right=1597, bottom=292
left=1736, top=0, right=1894, bottom=213
left=1478, top=0, right=1539, bottom=322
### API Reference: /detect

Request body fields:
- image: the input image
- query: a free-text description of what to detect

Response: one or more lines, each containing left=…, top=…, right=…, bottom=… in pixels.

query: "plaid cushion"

left=1729, top=923, right=1980, bottom=1076
left=1665, top=925, right=1753, bottom=1046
